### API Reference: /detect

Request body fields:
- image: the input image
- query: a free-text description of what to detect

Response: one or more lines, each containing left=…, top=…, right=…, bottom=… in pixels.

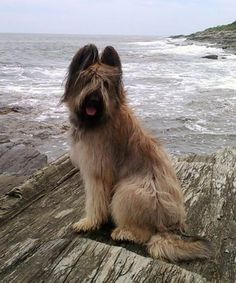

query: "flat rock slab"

left=0, top=148, right=235, bottom=282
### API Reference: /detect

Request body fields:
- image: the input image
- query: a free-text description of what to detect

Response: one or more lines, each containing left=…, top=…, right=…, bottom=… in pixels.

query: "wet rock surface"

left=0, top=102, right=69, bottom=164
left=0, top=101, right=69, bottom=194
left=0, top=105, right=32, bottom=115
left=202, top=55, right=218, bottom=60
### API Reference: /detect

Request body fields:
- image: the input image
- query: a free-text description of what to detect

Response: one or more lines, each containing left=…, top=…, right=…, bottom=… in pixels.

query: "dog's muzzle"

left=84, top=94, right=101, bottom=117
left=72, top=91, right=106, bottom=129
left=82, top=91, right=104, bottom=117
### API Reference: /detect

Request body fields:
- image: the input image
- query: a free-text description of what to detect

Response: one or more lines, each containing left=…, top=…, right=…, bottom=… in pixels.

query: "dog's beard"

left=72, top=91, right=107, bottom=129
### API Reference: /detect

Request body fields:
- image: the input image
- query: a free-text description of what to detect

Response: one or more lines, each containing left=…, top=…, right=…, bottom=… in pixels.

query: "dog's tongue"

left=86, top=106, right=97, bottom=116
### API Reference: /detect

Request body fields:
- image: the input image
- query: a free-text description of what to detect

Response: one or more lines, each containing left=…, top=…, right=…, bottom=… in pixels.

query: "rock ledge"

left=0, top=148, right=235, bottom=282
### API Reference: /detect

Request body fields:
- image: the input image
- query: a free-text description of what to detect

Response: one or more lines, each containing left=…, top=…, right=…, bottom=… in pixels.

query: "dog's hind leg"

left=110, top=178, right=157, bottom=244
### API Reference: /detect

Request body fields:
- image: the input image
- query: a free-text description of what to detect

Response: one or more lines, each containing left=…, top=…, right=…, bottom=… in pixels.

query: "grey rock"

left=33, top=131, right=51, bottom=140
left=187, top=29, right=236, bottom=52
left=0, top=175, right=25, bottom=195
left=0, top=143, right=47, bottom=176
left=0, top=147, right=235, bottom=282
left=0, top=135, right=10, bottom=144
left=0, top=105, right=31, bottom=115
left=202, top=55, right=218, bottom=60
left=0, top=111, right=69, bottom=162
left=170, top=34, right=185, bottom=39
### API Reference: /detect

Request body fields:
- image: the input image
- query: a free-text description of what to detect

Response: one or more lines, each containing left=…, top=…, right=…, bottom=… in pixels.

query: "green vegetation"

left=206, top=21, right=236, bottom=32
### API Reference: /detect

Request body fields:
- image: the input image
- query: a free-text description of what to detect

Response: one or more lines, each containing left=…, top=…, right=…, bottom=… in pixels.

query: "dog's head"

left=62, top=44, right=124, bottom=129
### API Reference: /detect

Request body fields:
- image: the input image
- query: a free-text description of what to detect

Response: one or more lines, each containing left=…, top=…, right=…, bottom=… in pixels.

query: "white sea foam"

left=129, top=40, right=164, bottom=46
left=159, top=44, right=224, bottom=56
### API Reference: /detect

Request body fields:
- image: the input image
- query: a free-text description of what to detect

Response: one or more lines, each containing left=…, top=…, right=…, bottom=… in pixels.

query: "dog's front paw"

left=72, top=218, right=99, bottom=233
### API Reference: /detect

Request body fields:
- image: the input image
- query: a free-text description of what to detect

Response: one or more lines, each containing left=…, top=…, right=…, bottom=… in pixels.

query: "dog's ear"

left=101, top=46, right=124, bottom=101
left=62, top=44, right=99, bottom=102
left=101, top=46, right=122, bottom=71
left=69, top=44, right=99, bottom=76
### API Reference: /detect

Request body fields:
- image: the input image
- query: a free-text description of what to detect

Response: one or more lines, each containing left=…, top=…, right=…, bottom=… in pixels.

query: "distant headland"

left=186, top=21, right=236, bottom=52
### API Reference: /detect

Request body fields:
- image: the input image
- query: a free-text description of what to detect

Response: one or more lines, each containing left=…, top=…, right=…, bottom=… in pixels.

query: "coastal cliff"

left=0, top=148, right=235, bottom=282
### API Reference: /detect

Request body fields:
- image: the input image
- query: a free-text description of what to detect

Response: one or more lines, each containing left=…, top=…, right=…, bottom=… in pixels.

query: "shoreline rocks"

left=202, top=54, right=218, bottom=60
left=0, top=102, right=69, bottom=164
left=0, top=138, right=47, bottom=194
left=0, top=142, right=47, bottom=176
left=186, top=22, right=236, bottom=52
left=0, top=105, right=32, bottom=115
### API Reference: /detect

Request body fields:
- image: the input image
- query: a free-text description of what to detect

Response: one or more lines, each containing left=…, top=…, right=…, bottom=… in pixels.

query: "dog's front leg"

left=72, top=178, right=110, bottom=233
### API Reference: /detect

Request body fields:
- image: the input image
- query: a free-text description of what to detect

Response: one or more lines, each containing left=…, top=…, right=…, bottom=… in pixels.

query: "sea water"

left=0, top=33, right=235, bottom=160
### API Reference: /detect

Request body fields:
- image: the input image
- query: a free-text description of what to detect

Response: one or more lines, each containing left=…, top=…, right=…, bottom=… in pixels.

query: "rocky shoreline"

left=1, top=25, right=235, bottom=195
left=186, top=21, right=236, bottom=53
left=0, top=105, right=69, bottom=193
left=0, top=137, right=48, bottom=194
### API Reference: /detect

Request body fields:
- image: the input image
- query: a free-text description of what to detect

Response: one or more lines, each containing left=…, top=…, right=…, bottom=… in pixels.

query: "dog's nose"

left=88, top=91, right=100, bottom=102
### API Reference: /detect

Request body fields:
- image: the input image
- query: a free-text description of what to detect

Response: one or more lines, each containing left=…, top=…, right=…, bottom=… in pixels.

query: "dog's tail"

left=147, top=232, right=212, bottom=262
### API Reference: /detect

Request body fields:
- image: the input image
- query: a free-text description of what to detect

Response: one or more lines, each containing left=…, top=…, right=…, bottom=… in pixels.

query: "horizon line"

left=0, top=31, right=186, bottom=38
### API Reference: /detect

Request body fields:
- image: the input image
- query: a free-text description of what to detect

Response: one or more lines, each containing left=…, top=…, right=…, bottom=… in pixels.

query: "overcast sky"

left=0, top=0, right=235, bottom=36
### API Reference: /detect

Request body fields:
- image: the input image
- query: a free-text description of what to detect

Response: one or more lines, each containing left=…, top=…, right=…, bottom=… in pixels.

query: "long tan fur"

left=62, top=44, right=212, bottom=262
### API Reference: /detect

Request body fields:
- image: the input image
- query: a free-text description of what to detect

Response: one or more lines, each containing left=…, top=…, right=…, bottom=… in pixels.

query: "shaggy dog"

left=62, top=44, right=211, bottom=262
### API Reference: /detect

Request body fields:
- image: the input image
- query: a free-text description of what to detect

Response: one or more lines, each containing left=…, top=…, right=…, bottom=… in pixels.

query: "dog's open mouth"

left=83, top=92, right=103, bottom=117
left=85, top=96, right=99, bottom=117
left=78, top=91, right=105, bottom=127
left=86, top=106, right=97, bottom=116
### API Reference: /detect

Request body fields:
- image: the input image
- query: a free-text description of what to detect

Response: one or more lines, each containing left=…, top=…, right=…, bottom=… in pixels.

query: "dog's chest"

left=70, top=138, right=114, bottom=179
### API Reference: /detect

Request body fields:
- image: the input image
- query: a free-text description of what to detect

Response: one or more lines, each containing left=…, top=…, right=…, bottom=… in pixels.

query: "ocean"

left=0, top=33, right=235, bottom=161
